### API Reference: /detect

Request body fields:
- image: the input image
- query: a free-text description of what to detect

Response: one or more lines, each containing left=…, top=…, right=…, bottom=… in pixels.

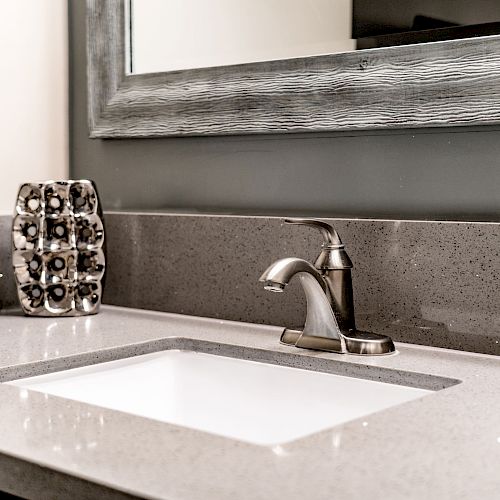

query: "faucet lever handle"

left=284, top=218, right=343, bottom=247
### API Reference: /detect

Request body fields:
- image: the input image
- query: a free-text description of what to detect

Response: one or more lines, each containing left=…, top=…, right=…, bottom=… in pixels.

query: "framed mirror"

left=87, top=0, right=500, bottom=138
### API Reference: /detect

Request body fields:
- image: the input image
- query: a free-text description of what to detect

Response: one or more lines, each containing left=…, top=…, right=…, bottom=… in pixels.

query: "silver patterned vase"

left=12, top=180, right=105, bottom=316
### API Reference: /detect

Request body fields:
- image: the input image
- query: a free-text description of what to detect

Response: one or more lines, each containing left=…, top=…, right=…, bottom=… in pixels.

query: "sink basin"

left=7, top=349, right=431, bottom=445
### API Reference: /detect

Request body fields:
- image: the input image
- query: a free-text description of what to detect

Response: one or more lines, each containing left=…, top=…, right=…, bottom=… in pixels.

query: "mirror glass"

left=127, top=0, right=500, bottom=74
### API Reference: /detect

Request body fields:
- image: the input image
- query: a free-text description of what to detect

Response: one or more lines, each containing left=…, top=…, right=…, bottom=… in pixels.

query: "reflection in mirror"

left=127, top=0, right=355, bottom=73
left=128, top=0, right=500, bottom=74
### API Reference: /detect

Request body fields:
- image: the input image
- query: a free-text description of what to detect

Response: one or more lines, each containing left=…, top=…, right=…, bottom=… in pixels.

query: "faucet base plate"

left=344, top=330, right=396, bottom=355
left=280, top=329, right=396, bottom=355
left=280, top=329, right=302, bottom=346
left=280, top=329, right=344, bottom=353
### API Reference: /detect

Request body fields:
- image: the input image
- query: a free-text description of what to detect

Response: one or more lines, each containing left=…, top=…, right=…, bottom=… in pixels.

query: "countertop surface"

left=0, top=306, right=499, bottom=499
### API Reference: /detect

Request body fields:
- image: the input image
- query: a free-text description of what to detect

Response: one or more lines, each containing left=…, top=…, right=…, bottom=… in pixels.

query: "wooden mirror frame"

left=87, top=0, right=500, bottom=138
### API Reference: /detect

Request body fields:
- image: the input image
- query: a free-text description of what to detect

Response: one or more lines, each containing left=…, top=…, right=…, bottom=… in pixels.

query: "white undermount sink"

left=7, top=349, right=431, bottom=446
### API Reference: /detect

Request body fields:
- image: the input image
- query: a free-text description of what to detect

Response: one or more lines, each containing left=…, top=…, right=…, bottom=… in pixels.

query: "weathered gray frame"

left=88, top=0, right=500, bottom=138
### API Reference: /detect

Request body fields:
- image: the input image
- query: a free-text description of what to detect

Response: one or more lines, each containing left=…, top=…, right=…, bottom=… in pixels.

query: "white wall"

left=131, top=0, right=355, bottom=74
left=0, top=1, right=68, bottom=214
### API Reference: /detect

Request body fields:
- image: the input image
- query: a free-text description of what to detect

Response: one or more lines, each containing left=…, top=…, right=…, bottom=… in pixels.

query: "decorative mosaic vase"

left=12, top=180, right=105, bottom=316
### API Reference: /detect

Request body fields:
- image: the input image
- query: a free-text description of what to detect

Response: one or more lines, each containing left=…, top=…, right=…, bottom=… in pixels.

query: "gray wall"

left=70, top=1, right=500, bottom=221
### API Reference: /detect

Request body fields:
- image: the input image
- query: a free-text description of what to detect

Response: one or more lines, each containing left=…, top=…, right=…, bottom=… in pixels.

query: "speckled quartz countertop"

left=0, top=306, right=499, bottom=500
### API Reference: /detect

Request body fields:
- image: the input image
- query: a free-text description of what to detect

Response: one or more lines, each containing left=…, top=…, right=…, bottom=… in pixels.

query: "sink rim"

left=0, top=336, right=461, bottom=390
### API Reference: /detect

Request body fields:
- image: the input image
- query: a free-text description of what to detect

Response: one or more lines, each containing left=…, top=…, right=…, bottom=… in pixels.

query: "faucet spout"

left=259, top=257, right=326, bottom=293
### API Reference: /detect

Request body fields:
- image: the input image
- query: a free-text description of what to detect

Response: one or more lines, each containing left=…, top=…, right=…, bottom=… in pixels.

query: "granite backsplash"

left=1, top=213, right=499, bottom=355
left=0, top=217, right=16, bottom=311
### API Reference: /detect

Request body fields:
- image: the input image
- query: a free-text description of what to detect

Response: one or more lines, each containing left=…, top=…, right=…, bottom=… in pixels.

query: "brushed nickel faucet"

left=260, top=219, right=395, bottom=355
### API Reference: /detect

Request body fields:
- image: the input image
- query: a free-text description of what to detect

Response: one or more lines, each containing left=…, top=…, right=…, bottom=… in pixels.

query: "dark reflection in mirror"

left=354, top=0, right=500, bottom=48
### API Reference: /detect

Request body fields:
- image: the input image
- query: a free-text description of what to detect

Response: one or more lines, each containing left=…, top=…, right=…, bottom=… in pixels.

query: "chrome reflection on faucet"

left=12, top=180, right=105, bottom=316
left=260, top=219, right=395, bottom=355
